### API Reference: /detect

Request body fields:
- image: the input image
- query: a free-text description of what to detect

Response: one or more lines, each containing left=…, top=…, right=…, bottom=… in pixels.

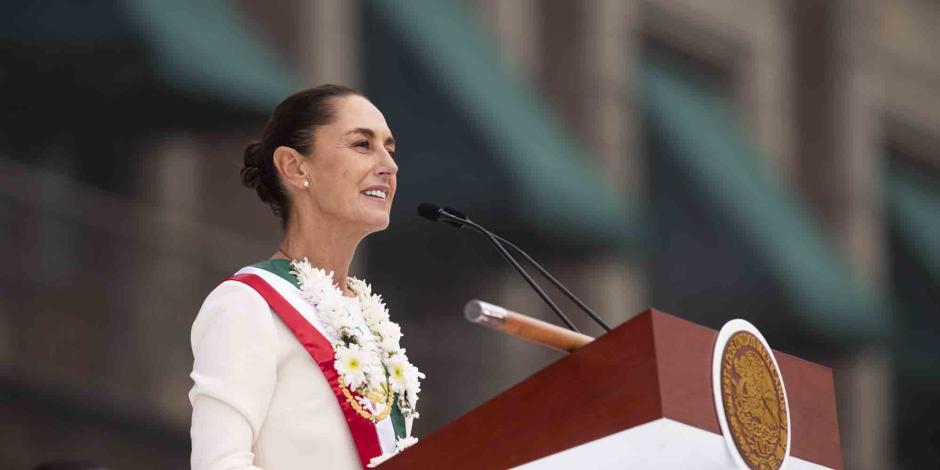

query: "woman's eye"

left=387, top=149, right=396, bottom=158
left=355, top=141, right=370, bottom=149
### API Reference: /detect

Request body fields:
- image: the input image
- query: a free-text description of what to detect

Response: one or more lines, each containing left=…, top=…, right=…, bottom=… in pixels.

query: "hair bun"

left=241, top=142, right=264, bottom=188
left=241, top=142, right=277, bottom=207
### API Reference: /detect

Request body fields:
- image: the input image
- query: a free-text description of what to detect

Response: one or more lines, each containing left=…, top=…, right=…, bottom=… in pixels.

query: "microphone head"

left=443, top=206, right=467, bottom=220
left=417, top=202, right=444, bottom=221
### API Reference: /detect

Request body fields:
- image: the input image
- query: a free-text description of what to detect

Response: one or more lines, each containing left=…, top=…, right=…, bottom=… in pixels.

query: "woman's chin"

left=360, top=213, right=390, bottom=232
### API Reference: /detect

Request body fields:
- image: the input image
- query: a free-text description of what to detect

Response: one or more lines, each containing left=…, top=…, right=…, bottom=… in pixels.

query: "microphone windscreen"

left=442, top=206, right=467, bottom=220
left=417, top=202, right=443, bottom=221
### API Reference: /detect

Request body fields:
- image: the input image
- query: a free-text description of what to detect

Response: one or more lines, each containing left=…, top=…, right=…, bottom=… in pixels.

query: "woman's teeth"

left=362, top=189, right=387, bottom=200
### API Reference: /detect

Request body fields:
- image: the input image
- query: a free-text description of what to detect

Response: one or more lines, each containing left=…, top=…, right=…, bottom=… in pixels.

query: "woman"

left=189, top=85, right=423, bottom=470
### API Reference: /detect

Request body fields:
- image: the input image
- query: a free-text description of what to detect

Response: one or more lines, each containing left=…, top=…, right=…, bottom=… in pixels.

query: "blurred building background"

left=0, top=0, right=937, bottom=468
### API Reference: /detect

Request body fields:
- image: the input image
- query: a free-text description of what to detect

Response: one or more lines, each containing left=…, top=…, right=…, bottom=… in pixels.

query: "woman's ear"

left=272, top=146, right=309, bottom=191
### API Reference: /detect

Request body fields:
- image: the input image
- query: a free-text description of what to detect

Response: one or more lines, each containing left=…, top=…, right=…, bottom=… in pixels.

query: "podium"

left=382, top=310, right=843, bottom=469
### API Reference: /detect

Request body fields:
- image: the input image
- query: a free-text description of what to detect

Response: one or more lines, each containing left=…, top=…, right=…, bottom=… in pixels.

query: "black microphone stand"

left=434, top=207, right=612, bottom=332
left=436, top=211, right=581, bottom=333
left=487, top=233, right=612, bottom=332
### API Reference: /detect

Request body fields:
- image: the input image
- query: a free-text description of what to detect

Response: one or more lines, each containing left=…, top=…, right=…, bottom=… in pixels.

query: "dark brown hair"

left=241, top=84, right=363, bottom=228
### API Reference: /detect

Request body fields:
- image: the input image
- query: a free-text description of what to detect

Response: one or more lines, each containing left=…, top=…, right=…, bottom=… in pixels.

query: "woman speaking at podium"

left=188, top=85, right=424, bottom=469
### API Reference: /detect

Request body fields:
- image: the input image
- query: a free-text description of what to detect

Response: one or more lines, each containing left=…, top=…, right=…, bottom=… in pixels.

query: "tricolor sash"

left=228, top=268, right=396, bottom=468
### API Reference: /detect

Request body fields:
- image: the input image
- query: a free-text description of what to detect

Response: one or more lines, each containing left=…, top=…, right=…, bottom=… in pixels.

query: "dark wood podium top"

left=382, top=309, right=843, bottom=469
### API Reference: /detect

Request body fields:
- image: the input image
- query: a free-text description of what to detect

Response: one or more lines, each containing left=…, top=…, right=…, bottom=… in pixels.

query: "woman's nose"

left=378, top=149, right=398, bottom=175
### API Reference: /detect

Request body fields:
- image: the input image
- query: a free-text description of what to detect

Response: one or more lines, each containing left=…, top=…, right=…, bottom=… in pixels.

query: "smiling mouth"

left=361, top=189, right=388, bottom=200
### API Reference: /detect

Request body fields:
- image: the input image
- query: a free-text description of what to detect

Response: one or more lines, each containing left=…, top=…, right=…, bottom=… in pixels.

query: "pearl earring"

left=303, top=180, right=309, bottom=189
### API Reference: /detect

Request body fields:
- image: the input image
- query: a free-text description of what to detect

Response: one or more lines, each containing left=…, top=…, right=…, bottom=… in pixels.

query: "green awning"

left=640, top=59, right=887, bottom=340
left=365, top=0, right=637, bottom=248
left=0, top=1, right=301, bottom=115
left=886, top=165, right=940, bottom=285
left=886, top=163, right=940, bottom=380
left=124, top=0, right=302, bottom=112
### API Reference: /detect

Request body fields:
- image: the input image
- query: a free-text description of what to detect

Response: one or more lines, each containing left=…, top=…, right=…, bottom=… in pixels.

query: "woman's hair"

left=241, top=84, right=363, bottom=229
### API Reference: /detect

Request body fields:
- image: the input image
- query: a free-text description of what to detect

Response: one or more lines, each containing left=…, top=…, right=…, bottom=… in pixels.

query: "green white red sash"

left=229, top=266, right=397, bottom=467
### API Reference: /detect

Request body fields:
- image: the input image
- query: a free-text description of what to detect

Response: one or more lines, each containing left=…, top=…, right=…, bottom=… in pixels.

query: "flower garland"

left=290, top=258, right=424, bottom=462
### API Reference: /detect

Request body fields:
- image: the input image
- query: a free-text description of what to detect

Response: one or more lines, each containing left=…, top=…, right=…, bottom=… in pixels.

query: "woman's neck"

left=276, top=212, right=364, bottom=297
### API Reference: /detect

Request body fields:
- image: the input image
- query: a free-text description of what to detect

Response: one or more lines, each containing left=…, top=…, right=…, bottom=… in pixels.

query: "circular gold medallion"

left=719, top=331, right=789, bottom=470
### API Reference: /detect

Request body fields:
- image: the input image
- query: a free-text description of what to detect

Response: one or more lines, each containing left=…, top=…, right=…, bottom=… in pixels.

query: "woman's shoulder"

left=201, top=277, right=266, bottom=308
left=197, top=258, right=291, bottom=311
left=191, top=276, right=275, bottom=348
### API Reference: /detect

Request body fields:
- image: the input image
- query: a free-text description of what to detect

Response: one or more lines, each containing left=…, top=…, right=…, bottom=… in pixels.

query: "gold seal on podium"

left=721, top=331, right=788, bottom=469
left=713, top=320, right=791, bottom=470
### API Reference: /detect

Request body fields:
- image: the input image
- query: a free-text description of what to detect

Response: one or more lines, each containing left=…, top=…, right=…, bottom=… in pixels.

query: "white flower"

left=292, top=259, right=331, bottom=290
left=365, top=362, right=387, bottom=390
left=365, top=436, right=419, bottom=468
left=377, top=321, right=402, bottom=352
left=396, top=436, right=418, bottom=451
left=349, top=277, right=372, bottom=295
left=290, top=259, right=424, bottom=424
left=316, top=297, right=346, bottom=338
left=335, top=344, right=368, bottom=391
left=361, top=299, right=390, bottom=328
left=367, top=452, right=394, bottom=468
left=386, top=355, right=410, bottom=394
left=348, top=278, right=375, bottom=305
left=385, top=352, right=424, bottom=418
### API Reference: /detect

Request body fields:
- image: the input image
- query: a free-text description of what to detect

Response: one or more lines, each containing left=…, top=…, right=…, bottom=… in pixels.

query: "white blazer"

left=188, top=268, right=396, bottom=470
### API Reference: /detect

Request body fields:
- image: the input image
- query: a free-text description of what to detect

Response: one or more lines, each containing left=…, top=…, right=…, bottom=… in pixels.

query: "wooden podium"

left=381, top=310, right=843, bottom=469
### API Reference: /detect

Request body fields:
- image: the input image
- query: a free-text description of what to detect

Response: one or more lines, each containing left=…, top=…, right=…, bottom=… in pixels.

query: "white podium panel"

left=514, top=419, right=832, bottom=470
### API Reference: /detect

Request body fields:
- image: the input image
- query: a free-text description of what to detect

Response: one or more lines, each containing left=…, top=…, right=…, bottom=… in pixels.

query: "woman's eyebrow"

left=345, top=128, right=375, bottom=138
left=346, top=128, right=395, bottom=146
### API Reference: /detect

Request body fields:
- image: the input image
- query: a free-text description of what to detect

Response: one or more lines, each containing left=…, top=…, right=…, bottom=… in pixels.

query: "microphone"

left=418, top=203, right=613, bottom=332
left=436, top=207, right=612, bottom=332
left=418, top=203, right=580, bottom=332
left=417, top=203, right=464, bottom=228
